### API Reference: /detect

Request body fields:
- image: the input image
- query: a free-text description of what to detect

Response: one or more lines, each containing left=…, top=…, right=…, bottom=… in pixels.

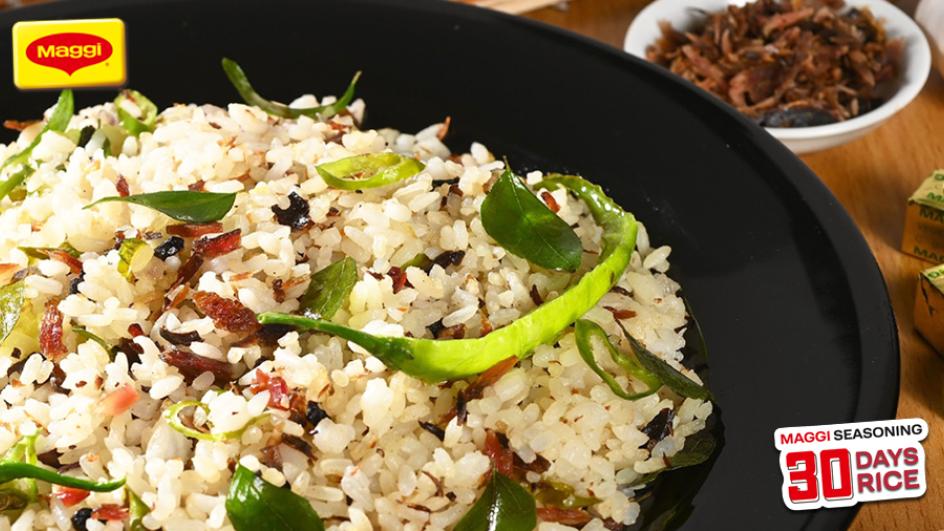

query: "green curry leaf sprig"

left=299, top=257, right=357, bottom=319
left=84, top=190, right=236, bottom=224
left=481, top=170, right=582, bottom=272
left=455, top=470, right=535, bottom=531
left=226, top=465, right=324, bottom=531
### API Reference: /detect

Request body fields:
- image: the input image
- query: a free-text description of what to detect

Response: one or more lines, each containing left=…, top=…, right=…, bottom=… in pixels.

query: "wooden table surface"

left=525, top=0, right=944, bottom=529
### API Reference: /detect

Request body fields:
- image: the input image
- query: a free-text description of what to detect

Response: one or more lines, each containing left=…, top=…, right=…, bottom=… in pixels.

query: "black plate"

left=0, top=1, right=899, bottom=529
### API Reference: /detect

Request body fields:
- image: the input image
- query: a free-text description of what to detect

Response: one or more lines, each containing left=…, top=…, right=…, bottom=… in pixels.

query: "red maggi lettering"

left=26, top=33, right=112, bottom=75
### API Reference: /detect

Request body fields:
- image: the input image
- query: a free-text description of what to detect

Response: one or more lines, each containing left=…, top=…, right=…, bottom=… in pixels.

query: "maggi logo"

left=25, top=33, right=112, bottom=75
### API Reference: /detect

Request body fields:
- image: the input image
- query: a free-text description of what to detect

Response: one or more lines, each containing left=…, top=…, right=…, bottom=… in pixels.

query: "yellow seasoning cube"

left=902, top=170, right=944, bottom=262
left=915, top=263, right=944, bottom=355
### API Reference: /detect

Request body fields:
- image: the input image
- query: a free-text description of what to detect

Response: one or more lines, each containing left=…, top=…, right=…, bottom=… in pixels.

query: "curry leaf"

left=481, top=170, right=582, bottom=272
left=617, top=321, right=712, bottom=400
left=630, top=429, right=717, bottom=486
left=0, top=167, right=33, bottom=203
left=84, top=191, right=236, bottom=224
left=226, top=465, right=324, bottom=531
left=299, top=257, right=357, bottom=320
left=0, top=434, right=38, bottom=502
left=115, top=89, right=158, bottom=137
left=0, top=281, right=25, bottom=345
left=316, top=153, right=425, bottom=190
left=221, top=58, right=360, bottom=121
left=455, top=470, right=535, bottom=531
left=575, top=319, right=660, bottom=400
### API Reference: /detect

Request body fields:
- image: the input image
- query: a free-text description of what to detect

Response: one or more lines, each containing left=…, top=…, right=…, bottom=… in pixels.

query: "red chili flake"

left=479, top=312, right=493, bottom=336
left=448, top=183, right=463, bottom=197
left=436, top=116, right=452, bottom=141
left=101, top=384, right=139, bottom=416
left=444, top=356, right=516, bottom=425
left=171, top=254, right=204, bottom=290
left=3, top=119, right=38, bottom=131
left=187, top=180, right=206, bottom=192
left=193, top=229, right=241, bottom=259
left=604, top=306, right=637, bottom=320
left=47, top=250, right=82, bottom=275
left=115, top=177, right=130, bottom=197
left=167, top=222, right=223, bottom=238
left=483, top=430, right=515, bottom=477
left=40, top=299, right=66, bottom=361
left=537, top=507, right=593, bottom=526
left=250, top=369, right=290, bottom=410
left=540, top=191, right=560, bottom=213
left=435, top=323, right=466, bottom=340
left=193, top=291, right=260, bottom=334
left=466, top=356, right=517, bottom=400
left=160, top=348, right=233, bottom=385
left=127, top=323, right=145, bottom=337
left=387, top=266, right=409, bottom=294
left=53, top=486, right=89, bottom=507
left=91, top=504, right=128, bottom=521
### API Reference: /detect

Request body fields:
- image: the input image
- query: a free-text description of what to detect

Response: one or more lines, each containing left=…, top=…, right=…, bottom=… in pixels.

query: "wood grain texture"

left=525, top=0, right=944, bottom=528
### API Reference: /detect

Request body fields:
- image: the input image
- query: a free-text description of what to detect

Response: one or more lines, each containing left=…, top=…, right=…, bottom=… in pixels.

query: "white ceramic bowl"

left=624, top=0, right=932, bottom=154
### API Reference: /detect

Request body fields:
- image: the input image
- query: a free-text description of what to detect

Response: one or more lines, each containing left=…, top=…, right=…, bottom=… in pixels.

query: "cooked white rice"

left=0, top=89, right=711, bottom=531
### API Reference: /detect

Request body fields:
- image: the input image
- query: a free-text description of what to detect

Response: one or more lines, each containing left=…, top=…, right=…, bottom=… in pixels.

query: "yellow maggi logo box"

left=12, top=18, right=125, bottom=90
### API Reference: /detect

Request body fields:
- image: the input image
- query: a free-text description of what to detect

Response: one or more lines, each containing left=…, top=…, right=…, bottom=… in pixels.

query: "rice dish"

left=0, top=71, right=713, bottom=530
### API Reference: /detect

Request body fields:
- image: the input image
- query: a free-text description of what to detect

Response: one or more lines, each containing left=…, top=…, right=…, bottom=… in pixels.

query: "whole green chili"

left=315, top=153, right=425, bottom=190
left=258, top=173, right=637, bottom=382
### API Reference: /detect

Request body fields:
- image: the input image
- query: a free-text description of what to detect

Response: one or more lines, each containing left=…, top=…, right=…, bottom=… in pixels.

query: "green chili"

left=164, top=400, right=267, bottom=442
left=574, top=319, right=660, bottom=400
left=0, top=281, right=25, bottom=345
left=0, top=90, right=73, bottom=201
left=315, top=153, right=425, bottom=190
left=117, top=238, right=153, bottom=281
left=114, top=89, right=158, bottom=137
left=221, top=58, right=360, bottom=121
left=258, top=173, right=637, bottom=382
left=0, top=435, right=124, bottom=495
left=127, top=488, right=150, bottom=531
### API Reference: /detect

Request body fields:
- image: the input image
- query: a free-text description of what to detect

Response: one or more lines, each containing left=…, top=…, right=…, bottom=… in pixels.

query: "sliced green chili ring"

left=315, top=153, right=425, bottom=190
left=0, top=281, right=26, bottom=346
left=115, top=89, right=158, bottom=136
left=221, top=58, right=360, bottom=121
left=0, top=434, right=39, bottom=502
left=575, top=319, right=660, bottom=400
left=259, top=173, right=637, bottom=382
left=127, top=488, right=150, bottom=531
left=0, top=167, right=33, bottom=204
left=164, top=400, right=267, bottom=442
left=117, top=238, right=153, bottom=281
